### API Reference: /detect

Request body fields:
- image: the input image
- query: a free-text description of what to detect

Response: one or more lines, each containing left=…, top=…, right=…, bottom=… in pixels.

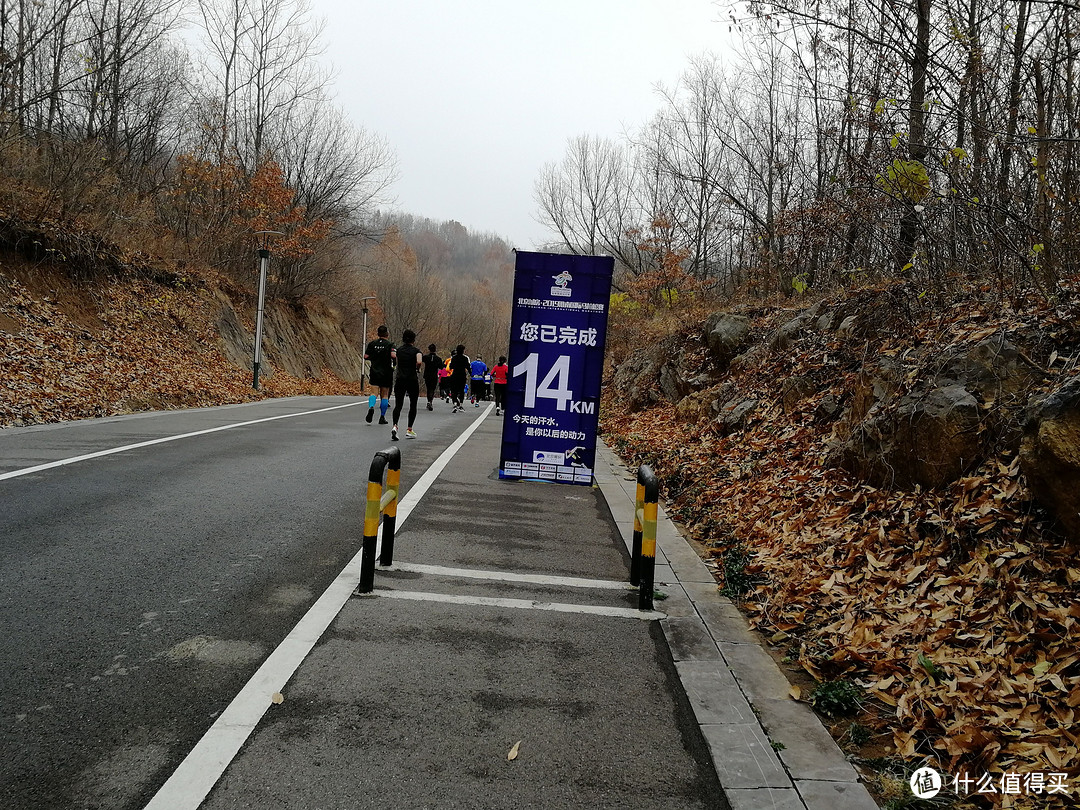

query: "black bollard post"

left=379, top=447, right=401, bottom=566
left=359, top=450, right=390, bottom=593
left=636, top=465, right=659, bottom=611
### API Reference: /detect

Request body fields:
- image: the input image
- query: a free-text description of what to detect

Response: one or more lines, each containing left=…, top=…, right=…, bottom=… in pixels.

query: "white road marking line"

left=0, top=401, right=363, bottom=481
left=143, top=405, right=490, bottom=810
left=142, top=563, right=358, bottom=810
left=371, top=588, right=665, bottom=620
left=389, top=561, right=630, bottom=591
left=387, top=401, right=494, bottom=536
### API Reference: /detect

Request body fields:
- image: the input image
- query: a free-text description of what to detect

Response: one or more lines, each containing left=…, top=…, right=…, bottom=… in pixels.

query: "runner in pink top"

left=491, top=356, right=509, bottom=416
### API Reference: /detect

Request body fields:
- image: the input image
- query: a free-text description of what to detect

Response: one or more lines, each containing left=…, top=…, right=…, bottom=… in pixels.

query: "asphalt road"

left=0, top=396, right=463, bottom=810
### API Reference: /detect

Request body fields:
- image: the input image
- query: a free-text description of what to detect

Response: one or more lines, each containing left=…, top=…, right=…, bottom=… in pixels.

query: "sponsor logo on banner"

left=534, top=451, right=565, bottom=465
left=550, top=270, right=573, bottom=297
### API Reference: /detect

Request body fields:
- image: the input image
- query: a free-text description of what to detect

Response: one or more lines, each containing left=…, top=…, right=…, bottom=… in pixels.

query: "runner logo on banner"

left=499, top=251, right=614, bottom=485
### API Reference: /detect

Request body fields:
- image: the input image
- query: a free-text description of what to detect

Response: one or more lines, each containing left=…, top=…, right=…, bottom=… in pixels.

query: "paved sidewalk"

left=191, top=413, right=722, bottom=810
left=593, top=440, right=878, bottom=810
left=156, top=410, right=878, bottom=810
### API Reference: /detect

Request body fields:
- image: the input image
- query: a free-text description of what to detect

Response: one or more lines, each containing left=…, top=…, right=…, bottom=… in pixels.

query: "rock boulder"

left=704, top=313, right=750, bottom=368
left=1020, top=376, right=1080, bottom=542
left=612, top=335, right=683, bottom=412
left=675, top=390, right=716, bottom=423
left=717, top=398, right=759, bottom=434
left=836, top=383, right=982, bottom=489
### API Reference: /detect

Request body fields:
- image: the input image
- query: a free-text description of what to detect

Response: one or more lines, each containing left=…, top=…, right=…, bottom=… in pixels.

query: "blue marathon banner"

left=499, top=251, right=614, bottom=485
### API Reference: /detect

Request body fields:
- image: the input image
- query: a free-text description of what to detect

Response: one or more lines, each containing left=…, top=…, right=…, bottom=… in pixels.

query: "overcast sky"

left=308, top=0, right=734, bottom=249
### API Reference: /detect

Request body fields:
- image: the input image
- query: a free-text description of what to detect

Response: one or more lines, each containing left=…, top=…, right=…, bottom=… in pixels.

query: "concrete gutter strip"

left=594, top=439, right=880, bottom=810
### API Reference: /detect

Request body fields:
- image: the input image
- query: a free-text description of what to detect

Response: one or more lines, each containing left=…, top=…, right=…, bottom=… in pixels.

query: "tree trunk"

left=996, top=0, right=1031, bottom=231
left=894, top=0, right=930, bottom=274
left=1033, top=61, right=1050, bottom=268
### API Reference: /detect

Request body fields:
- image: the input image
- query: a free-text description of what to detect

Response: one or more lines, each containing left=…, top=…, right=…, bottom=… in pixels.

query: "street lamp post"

left=252, top=230, right=284, bottom=390
left=358, top=295, right=376, bottom=390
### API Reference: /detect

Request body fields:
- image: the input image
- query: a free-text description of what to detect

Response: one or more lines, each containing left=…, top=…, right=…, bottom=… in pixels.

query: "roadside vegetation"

left=533, top=3, right=1080, bottom=808
left=600, top=283, right=1079, bottom=809
left=0, top=0, right=514, bottom=427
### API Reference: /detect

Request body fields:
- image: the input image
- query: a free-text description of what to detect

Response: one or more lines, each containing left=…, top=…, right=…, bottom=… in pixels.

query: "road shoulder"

left=594, top=439, right=879, bottom=810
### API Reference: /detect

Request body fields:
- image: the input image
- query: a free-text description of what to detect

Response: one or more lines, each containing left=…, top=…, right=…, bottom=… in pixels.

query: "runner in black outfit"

left=421, top=344, right=442, bottom=411
left=448, top=344, right=470, bottom=413
left=365, top=325, right=396, bottom=425
left=391, top=329, right=423, bottom=440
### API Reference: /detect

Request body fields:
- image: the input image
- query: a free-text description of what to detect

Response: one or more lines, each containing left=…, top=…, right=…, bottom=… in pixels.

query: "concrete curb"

left=593, top=439, right=879, bottom=810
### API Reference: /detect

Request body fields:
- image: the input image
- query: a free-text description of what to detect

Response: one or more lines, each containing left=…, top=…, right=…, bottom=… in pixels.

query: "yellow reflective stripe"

left=385, top=468, right=400, bottom=517
left=380, top=487, right=397, bottom=512
left=641, top=501, right=658, bottom=558
left=364, top=481, right=382, bottom=536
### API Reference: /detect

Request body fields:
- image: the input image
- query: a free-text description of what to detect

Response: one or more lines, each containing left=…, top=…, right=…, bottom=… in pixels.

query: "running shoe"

left=405, top=428, right=416, bottom=439
left=391, top=426, right=399, bottom=441
left=426, top=403, right=433, bottom=411
left=379, top=416, right=388, bottom=425
left=366, top=408, right=374, bottom=423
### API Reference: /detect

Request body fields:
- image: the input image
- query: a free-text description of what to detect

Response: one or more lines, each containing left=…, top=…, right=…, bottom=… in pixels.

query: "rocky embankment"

left=0, top=252, right=363, bottom=427
left=603, top=281, right=1080, bottom=802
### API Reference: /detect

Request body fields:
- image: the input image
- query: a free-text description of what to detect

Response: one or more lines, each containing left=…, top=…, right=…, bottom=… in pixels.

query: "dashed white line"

left=371, top=588, right=665, bottom=620
left=389, top=561, right=631, bottom=591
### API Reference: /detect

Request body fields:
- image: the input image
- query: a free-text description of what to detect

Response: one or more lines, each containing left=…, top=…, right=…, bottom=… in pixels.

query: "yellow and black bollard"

left=633, top=465, right=659, bottom=611
left=359, top=446, right=401, bottom=594
left=379, top=456, right=400, bottom=567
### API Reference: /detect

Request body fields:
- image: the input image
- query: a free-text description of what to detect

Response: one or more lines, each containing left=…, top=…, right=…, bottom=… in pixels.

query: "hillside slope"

left=0, top=250, right=362, bottom=428
left=602, top=282, right=1080, bottom=808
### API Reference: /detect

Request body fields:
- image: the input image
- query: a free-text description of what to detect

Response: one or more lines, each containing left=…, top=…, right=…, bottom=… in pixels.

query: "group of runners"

left=363, top=325, right=509, bottom=441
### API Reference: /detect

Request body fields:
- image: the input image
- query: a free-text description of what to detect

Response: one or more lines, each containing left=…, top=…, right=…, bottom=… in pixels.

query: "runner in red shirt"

left=491, top=356, right=509, bottom=416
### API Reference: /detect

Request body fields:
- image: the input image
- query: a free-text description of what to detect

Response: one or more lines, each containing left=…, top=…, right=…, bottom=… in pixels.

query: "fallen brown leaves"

left=603, top=288, right=1080, bottom=808
left=0, top=269, right=359, bottom=428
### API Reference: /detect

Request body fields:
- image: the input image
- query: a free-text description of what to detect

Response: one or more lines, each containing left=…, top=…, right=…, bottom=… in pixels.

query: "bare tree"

left=194, top=0, right=252, bottom=165
left=273, top=91, right=397, bottom=228
left=534, top=133, right=644, bottom=269
left=238, top=0, right=325, bottom=165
